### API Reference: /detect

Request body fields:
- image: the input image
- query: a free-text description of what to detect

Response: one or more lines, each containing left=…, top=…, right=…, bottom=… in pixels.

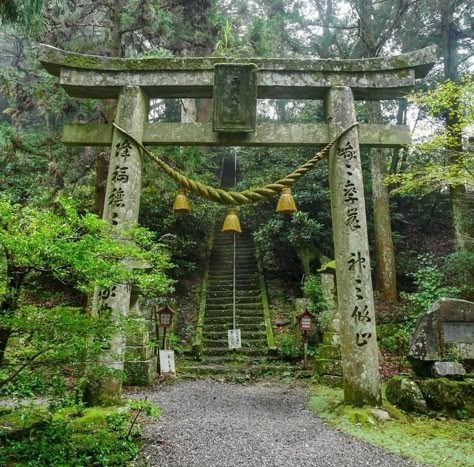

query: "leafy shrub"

left=0, top=404, right=153, bottom=466
left=400, top=257, right=460, bottom=331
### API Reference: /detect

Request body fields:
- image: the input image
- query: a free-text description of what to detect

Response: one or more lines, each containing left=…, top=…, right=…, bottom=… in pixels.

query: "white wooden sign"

left=159, top=350, right=176, bottom=376
left=228, top=329, right=241, bottom=349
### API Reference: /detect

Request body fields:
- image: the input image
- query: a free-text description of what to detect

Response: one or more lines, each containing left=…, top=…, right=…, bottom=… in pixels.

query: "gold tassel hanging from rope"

left=222, top=207, right=242, bottom=234
left=276, top=187, right=297, bottom=214
left=172, top=188, right=191, bottom=214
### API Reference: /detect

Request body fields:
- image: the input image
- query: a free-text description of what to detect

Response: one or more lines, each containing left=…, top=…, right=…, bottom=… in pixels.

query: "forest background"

left=0, top=0, right=473, bottom=395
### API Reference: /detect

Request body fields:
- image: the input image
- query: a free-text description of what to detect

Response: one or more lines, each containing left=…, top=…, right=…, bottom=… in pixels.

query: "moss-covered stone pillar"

left=91, top=86, right=147, bottom=405
left=325, top=86, right=381, bottom=406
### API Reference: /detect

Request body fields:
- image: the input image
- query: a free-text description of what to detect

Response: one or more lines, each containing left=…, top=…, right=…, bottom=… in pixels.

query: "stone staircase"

left=203, top=225, right=268, bottom=357
left=179, top=155, right=292, bottom=379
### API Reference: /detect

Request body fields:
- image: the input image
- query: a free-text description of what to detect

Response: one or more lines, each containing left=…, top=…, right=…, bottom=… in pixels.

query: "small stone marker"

left=431, top=361, right=466, bottom=377
left=159, top=350, right=176, bottom=376
left=409, top=298, right=474, bottom=375
left=228, top=329, right=242, bottom=349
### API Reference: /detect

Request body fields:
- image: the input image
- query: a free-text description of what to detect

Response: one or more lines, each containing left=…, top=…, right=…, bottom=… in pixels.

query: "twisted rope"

left=112, top=122, right=359, bottom=206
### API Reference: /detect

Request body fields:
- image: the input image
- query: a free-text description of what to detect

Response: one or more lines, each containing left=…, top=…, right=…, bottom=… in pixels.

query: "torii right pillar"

left=326, top=86, right=381, bottom=406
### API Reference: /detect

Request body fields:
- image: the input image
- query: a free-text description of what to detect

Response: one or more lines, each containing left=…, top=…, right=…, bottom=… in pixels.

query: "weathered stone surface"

left=213, top=64, right=257, bottom=133
left=39, top=44, right=436, bottom=76
left=39, top=45, right=436, bottom=100
left=431, top=361, right=466, bottom=377
left=408, top=298, right=474, bottom=375
left=314, top=358, right=343, bottom=376
left=326, top=86, right=381, bottom=406
left=385, top=376, right=428, bottom=414
left=417, top=378, right=474, bottom=417
left=370, top=408, right=391, bottom=422
left=63, top=122, right=411, bottom=148
left=323, top=331, right=342, bottom=346
left=319, top=344, right=341, bottom=360
left=90, top=86, right=147, bottom=404
left=0, top=406, right=51, bottom=440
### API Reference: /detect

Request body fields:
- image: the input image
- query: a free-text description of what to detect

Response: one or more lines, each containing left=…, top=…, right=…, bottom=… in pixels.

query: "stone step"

left=208, top=271, right=258, bottom=277
left=205, top=311, right=263, bottom=319
left=207, top=281, right=259, bottom=288
left=204, top=331, right=266, bottom=340
left=205, top=347, right=269, bottom=357
left=206, top=302, right=263, bottom=309
left=209, top=258, right=256, bottom=264
left=206, top=292, right=262, bottom=300
left=178, top=364, right=293, bottom=378
left=205, top=316, right=264, bottom=324
left=211, top=246, right=255, bottom=253
left=203, top=338, right=266, bottom=346
left=205, top=323, right=264, bottom=331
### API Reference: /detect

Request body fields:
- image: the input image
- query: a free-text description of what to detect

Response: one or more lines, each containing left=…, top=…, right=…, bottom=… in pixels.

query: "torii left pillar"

left=88, top=86, right=147, bottom=405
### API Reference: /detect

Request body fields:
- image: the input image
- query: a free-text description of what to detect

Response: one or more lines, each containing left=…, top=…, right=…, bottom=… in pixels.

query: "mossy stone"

left=0, top=406, right=52, bottom=440
left=418, top=378, right=474, bottom=417
left=385, top=376, right=428, bottom=414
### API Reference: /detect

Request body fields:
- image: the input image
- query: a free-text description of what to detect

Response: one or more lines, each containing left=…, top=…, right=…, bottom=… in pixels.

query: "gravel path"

left=127, top=380, right=423, bottom=467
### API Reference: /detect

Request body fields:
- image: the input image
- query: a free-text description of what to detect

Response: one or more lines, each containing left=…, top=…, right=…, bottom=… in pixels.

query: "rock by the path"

left=127, top=380, right=423, bottom=467
left=385, top=376, right=428, bottom=414
left=370, top=408, right=391, bottom=423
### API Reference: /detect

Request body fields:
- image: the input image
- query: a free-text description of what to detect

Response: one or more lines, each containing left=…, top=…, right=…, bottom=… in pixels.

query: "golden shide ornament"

left=221, top=207, right=242, bottom=234
left=172, top=188, right=191, bottom=214
left=276, top=187, right=297, bottom=213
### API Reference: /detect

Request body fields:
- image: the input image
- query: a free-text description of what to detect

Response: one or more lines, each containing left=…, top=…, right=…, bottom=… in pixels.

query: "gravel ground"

left=126, top=380, right=424, bottom=467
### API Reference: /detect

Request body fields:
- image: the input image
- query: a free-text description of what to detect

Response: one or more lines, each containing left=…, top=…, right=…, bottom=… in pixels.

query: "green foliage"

left=276, top=331, right=301, bottom=360
left=0, top=306, right=116, bottom=396
left=309, top=385, right=474, bottom=467
left=0, top=196, right=173, bottom=297
left=386, top=78, right=474, bottom=195
left=303, top=274, right=328, bottom=315
left=0, top=405, right=144, bottom=466
left=444, top=249, right=474, bottom=300
left=0, top=196, right=173, bottom=390
left=400, top=255, right=460, bottom=330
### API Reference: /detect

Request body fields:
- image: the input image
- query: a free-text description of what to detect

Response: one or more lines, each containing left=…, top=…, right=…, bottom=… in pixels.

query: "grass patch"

left=309, top=385, right=474, bottom=466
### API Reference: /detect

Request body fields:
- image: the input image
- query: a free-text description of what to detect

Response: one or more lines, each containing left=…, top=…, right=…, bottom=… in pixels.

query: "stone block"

left=125, top=359, right=156, bottom=386
left=409, top=298, right=474, bottom=375
left=323, top=331, right=341, bottom=346
left=385, top=376, right=427, bottom=414
left=318, top=344, right=341, bottom=360
left=431, top=361, right=466, bottom=378
left=417, top=378, right=474, bottom=416
left=314, top=358, right=343, bottom=376
left=126, top=344, right=153, bottom=361
left=318, top=375, right=343, bottom=388
left=327, top=317, right=341, bottom=333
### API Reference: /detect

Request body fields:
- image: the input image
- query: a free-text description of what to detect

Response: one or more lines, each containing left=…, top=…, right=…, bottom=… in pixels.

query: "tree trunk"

left=441, top=0, right=473, bottom=253
left=369, top=102, right=398, bottom=303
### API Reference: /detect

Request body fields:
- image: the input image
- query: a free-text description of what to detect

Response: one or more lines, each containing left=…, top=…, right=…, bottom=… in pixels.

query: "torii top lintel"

left=39, top=44, right=436, bottom=101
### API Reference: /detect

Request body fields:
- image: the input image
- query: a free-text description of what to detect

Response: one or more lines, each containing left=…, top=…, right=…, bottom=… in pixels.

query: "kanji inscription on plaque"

left=213, top=64, right=257, bottom=133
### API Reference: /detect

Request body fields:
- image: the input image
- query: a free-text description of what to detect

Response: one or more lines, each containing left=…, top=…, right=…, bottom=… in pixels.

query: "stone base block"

left=318, top=344, right=341, bottom=360
left=323, top=331, right=341, bottom=346
left=327, top=318, right=341, bottom=333
left=318, top=374, right=343, bottom=388
left=126, top=344, right=154, bottom=361
left=314, top=358, right=342, bottom=376
left=125, top=358, right=156, bottom=386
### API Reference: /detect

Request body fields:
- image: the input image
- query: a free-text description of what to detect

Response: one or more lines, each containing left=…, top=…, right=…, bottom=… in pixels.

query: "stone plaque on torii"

left=39, top=45, right=436, bottom=405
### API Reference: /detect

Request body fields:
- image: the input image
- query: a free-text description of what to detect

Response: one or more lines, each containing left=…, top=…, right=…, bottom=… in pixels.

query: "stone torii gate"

left=39, top=45, right=436, bottom=406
